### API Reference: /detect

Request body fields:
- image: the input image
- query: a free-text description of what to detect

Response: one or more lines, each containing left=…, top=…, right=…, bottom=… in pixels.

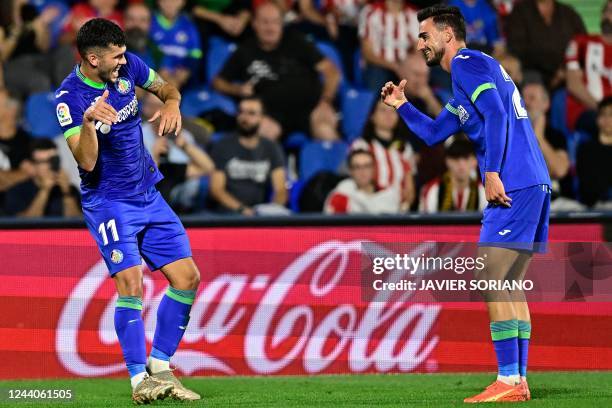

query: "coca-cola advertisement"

left=0, top=223, right=610, bottom=380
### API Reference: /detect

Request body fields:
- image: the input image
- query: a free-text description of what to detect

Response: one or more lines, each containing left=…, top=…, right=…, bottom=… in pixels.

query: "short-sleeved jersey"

left=447, top=48, right=550, bottom=192
left=55, top=52, right=163, bottom=207
left=150, top=13, right=202, bottom=70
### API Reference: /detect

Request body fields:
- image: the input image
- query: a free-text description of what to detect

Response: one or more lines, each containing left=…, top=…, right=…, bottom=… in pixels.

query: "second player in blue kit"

left=55, top=18, right=201, bottom=404
left=381, top=5, right=551, bottom=403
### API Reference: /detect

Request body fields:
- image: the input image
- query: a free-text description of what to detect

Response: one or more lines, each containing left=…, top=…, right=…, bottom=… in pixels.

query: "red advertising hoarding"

left=0, top=223, right=610, bottom=379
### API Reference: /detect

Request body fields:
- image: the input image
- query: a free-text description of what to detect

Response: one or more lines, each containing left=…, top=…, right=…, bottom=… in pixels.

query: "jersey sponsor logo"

left=498, top=229, right=512, bottom=236
left=175, top=31, right=188, bottom=44
left=115, top=77, right=131, bottom=95
left=91, top=95, right=139, bottom=135
left=455, top=55, right=470, bottom=60
left=110, top=249, right=124, bottom=264
left=56, top=90, right=69, bottom=98
left=458, top=105, right=470, bottom=125
left=56, top=103, right=73, bottom=126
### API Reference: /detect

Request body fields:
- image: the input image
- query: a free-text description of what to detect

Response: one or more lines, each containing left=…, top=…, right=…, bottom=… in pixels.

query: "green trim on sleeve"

left=64, top=126, right=82, bottom=139
left=471, top=82, right=496, bottom=103
left=190, top=49, right=203, bottom=59
left=142, top=68, right=156, bottom=88
left=445, top=103, right=459, bottom=116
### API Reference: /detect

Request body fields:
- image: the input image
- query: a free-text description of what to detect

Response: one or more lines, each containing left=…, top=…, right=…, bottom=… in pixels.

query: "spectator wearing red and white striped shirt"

left=324, top=149, right=402, bottom=214
left=351, top=100, right=415, bottom=209
left=358, top=0, right=419, bottom=91
left=565, top=0, right=612, bottom=132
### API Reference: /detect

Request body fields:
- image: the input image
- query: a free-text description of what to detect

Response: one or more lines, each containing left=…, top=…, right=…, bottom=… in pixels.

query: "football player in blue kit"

left=381, top=6, right=551, bottom=403
left=55, top=18, right=200, bottom=404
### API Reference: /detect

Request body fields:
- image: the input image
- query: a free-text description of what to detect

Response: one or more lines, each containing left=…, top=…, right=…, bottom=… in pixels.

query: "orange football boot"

left=464, top=380, right=527, bottom=403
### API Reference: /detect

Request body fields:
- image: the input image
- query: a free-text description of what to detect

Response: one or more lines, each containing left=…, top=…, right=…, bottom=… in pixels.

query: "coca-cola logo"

left=56, top=240, right=441, bottom=376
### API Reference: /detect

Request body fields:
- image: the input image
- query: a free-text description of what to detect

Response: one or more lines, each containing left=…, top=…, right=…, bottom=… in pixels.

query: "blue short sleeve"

left=126, top=52, right=155, bottom=89
left=55, top=89, right=85, bottom=139
left=452, top=54, right=497, bottom=104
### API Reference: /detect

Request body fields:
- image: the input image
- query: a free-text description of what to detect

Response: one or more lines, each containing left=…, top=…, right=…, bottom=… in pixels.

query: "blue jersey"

left=447, top=48, right=551, bottom=192
left=55, top=52, right=163, bottom=207
left=150, top=12, right=202, bottom=71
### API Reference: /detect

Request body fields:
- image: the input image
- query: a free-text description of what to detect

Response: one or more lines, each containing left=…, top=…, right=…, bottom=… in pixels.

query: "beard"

left=602, top=19, right=612, bottom=36
left=238, top=122, right=259, bottom=138
left=423, top=47, right=445, bottom=67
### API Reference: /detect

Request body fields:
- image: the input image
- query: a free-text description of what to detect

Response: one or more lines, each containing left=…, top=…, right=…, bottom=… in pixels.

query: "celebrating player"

left=55, top=19, right=201, bottom=404
left=381, top=6, right=551, bottom=403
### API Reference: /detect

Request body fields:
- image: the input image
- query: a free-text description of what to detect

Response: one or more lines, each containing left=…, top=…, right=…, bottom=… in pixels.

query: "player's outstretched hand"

left=485, top=172, right=512, bottom=207
left=84, top=90, right=117, bottom=125
left=381, top=79, right=408, bottom=109
left=149, top=100, right=182, bottom=137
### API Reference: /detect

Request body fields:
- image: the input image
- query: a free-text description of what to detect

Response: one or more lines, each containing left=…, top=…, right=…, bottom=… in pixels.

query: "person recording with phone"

left=4, top=138, right=81, bottom=217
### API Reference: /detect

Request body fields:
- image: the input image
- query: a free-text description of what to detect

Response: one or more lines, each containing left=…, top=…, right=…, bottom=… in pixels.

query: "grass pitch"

left=1, top=371, right=611, bottom=407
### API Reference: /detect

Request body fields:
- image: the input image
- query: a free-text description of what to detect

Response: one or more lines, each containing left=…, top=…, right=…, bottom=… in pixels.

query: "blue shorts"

left=479, top=184, right=551, bottom=253
left=83, top=186, right=192, bottom=276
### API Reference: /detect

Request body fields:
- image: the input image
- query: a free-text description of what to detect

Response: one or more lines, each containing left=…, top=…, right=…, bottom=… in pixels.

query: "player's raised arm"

left=66, top=89, right=117, bottom=172
left=142, top=70, right=182, bottom=137
left=381, top=80, right=460, bottom=146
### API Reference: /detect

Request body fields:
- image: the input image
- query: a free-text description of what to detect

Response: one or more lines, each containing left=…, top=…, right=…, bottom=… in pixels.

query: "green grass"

left=1, top=372, right=612, bottom=407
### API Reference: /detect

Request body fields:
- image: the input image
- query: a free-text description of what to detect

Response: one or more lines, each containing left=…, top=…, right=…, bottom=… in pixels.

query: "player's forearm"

left=157, top=84, right=181, bottom=105
left=395, top=102, right=458, bottom=146
left=18, top=189, right=50, bottom=218
left=73, top=122, right=99, bottom=172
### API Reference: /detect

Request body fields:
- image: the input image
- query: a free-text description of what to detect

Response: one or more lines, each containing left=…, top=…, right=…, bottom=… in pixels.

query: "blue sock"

left=518, top=320, right=531, bottom=377
left=114, top=296, right=147, bottom=378
left=152, top=286, right=196, bottom=361
left=490, top=319, right=519, bottom=378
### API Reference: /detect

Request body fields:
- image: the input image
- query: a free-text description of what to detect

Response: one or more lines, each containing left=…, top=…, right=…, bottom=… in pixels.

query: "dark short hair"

left=445, top=136, right=474, bottom=159
left=417, top=5, right=466, bottom=42
left=347, top=149, right=374, bottom=167
left=76, top=18, right=126, bottom=59
left=30, top=138, right=57, bottom=156
left=239, top=95, right=265, bottom=114
left=598, top=96, right=612, bottom=113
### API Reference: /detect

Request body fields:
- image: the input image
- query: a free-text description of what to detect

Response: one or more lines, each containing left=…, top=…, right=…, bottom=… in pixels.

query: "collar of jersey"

left=75, top=65, right=107, bottom=90
left=155, top=13, right=177, bottom=30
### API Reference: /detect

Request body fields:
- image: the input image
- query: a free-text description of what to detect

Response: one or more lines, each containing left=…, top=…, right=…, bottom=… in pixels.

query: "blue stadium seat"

left=206, top=37, right=236, bottom=85
left=25, top=92, right=63, bottom=138
left=299, top=140, right=348, bottom=182
left=340, top=87, right=376, bottom=142
left=288, top=179, right=307, bottom=212
left=180, top=88, right=237, bottom=117
left=284, top=132, right=310, bottom=151
left=316, top=41, right=346, bottom=90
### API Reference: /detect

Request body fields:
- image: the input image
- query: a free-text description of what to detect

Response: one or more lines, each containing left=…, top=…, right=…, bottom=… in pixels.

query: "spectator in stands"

left=4, top=138, right=81, bottom=218
left=522, top=82, right=572, bottom=199
left=358, top=0, right=419, bottom=91
left=352, top=100, right=415, bottom=210
left=124, top=2, right=161, bottom=71
left=291, top=0, right=362, bottom=81
left=141, top=93, right=214, bottom=212
left=213, top=2, right=341, bottom=141
left=397, top=51, right=443, bottom=117
left=576, top=97, right=612, bottom=208
left=419, top=136, right=486, bottom=214
left=151, top=0, right=203, bottom=90
left=498, top=52, right=524, bottom=86
left=448, top=0, right=504, bottom=55
left=0, top=88, right=32, bottom=201
left=506, top=0, right=585, bottom=89
left=191, top=0, right=251, bottom=40
left=0, top=0, right=58, bottom=100
left=325, top=149, right=401, bottom=214
left=565, top=0, right=612, bottom=133
left=209, top=96, right=288, bottom=215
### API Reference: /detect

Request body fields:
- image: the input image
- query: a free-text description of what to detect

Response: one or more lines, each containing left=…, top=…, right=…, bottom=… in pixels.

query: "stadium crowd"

left=0, top=0, right=610, bottom=217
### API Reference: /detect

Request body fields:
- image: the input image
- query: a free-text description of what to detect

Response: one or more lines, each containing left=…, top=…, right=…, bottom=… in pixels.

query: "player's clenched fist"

left=84, top=90, right=118, bottom=126
left=381, top=79, right=408, bottom=109
left=148, top=100, right=182, bottom=137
